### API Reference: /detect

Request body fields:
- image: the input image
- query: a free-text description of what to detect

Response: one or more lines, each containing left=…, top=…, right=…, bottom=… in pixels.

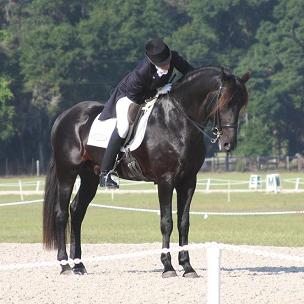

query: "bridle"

left=210, top=85, right=238, bottom=143
left=169, top=85, right=238, bottom=144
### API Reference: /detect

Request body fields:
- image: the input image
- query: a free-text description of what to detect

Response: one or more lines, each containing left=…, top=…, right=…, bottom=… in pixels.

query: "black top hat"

left=145, top=38, right=171, bottom=66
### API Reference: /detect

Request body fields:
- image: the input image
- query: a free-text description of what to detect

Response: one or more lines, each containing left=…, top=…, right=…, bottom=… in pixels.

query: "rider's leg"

left=99, top=128, right=124, bottom=188
left=100, top=97, right=134, bottom=188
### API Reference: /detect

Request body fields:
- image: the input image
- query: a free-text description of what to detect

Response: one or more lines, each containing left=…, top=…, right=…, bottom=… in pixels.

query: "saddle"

left=86, top=97, right=157, bottom=180
left=124, top=103, right=145, bottom=145
left=118, top=102, right=148, bottom=181
left=128, top=103, right=142, bottom=124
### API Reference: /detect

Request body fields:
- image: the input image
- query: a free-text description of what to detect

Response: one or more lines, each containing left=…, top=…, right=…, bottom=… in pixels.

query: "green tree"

left=0, top=78, right=14, bottom=140
left=0, top=28, right=15, bottom=142
left=170, top=0, right=275, bottom=67
left=238, top=0, right=304, bottom=156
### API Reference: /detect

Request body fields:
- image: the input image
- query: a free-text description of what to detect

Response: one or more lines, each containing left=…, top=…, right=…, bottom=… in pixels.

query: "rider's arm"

left=125, top=60, right=154, bottom=102
left=171, top=51, right=194, bottom=75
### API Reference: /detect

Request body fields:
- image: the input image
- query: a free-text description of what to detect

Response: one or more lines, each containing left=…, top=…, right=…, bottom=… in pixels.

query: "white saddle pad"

left=87, top=98, right=157, bottom=152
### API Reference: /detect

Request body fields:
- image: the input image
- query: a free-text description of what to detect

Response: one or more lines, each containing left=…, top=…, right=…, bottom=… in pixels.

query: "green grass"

left=0, top=189, right=303, bottom=246
left=94, top=191, right=304, bottom=212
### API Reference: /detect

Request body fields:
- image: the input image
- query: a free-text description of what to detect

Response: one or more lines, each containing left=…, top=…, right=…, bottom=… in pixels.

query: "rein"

left=168, top=85, right=238, bottom=144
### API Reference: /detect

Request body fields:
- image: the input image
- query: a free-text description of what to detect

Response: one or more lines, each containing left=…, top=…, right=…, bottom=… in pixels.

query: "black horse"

left=43, top=66, right=249, bottom=277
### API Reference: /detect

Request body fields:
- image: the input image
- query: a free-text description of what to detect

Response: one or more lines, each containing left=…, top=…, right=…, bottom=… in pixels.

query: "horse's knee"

left=178, top=218, right=190, bottom=233
left=160, top=217, right=173, bottom=235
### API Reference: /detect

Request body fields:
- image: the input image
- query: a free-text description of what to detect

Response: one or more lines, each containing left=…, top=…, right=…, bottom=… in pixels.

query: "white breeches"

left=116, top=96, right=134, bottom=138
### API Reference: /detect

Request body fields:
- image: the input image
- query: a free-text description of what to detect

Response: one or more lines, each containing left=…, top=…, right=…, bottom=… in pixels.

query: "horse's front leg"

left=157, top=182, right=176, bottom=278
left=70, top=168, right=99, bottom=275
left=176, top=176, right=199, bottom=278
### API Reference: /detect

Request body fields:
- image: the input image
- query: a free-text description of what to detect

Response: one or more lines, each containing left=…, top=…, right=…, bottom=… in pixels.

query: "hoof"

left=183, top=271, right=199, bottom=278
left=72, top=262, right=87, bottom=275
left=72, top=268, right=87, bottom=275
left=162, top=270, right=178, bottom=278
left=60, top=264, right=72, bottom=275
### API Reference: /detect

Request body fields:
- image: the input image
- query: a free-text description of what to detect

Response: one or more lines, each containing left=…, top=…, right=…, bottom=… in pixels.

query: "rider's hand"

left=157, top=83, right=172, bottom=96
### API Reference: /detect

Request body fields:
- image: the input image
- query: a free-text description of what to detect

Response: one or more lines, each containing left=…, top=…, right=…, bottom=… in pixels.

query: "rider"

left=99, top=38, right=194, bottom=188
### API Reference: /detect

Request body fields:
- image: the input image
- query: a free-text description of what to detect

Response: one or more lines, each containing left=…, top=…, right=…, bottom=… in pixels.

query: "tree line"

left=0, top=0, right=303, bottom=174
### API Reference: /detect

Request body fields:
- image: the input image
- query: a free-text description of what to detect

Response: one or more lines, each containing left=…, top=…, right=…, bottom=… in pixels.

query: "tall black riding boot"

left=100, top=128, right=125, bottom=189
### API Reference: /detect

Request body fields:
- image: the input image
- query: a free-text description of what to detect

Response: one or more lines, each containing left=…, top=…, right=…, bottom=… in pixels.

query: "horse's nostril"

left=223, top=143, right=231, bottom=151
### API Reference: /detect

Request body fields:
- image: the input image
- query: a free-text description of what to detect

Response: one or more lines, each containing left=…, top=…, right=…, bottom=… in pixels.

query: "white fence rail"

left=0, top=177, right=304, bottom=200
left=1, top=199, right=304, bottom=219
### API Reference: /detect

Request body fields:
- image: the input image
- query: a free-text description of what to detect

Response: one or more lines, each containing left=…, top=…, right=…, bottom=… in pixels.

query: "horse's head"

left=169, top=66, right=250, bottom=152
left=209, top=69, right=250, bottom=152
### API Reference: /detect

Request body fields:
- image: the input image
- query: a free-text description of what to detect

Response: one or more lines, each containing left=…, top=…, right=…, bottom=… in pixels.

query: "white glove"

left=157, top=83, right=172, bottom=96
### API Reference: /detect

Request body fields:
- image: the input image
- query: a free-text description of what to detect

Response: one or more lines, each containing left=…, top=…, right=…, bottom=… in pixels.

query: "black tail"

left=43, top=156, right=59, bottom=250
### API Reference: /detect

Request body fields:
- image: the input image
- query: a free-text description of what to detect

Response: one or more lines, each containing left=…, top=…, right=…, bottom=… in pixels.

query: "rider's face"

left=158, top=63, right=170, bottom=71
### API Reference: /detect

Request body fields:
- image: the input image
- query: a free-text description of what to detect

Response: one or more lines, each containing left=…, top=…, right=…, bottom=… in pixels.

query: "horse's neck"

left=171, top=72, right=219, bottom=123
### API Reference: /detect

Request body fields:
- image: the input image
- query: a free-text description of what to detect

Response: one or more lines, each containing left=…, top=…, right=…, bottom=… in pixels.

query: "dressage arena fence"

left=0, top=241, right=304, bottom=304
left=0, top=177, right=304, bottom=201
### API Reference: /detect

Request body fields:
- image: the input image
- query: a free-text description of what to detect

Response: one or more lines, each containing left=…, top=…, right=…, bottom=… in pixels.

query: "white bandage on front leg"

left=115, top=96, right=134, bottom=138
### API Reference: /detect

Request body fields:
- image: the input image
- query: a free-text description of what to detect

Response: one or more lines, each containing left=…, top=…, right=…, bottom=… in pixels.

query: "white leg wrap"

left=161, top=248, right=170, bottom=254
left=115, top=97, right=134, bottom=138
left=59, top=260, right=69, bottom=266
left=73, top=258, right=82, bottom=264
left=179, top=245, right=190, bottom=251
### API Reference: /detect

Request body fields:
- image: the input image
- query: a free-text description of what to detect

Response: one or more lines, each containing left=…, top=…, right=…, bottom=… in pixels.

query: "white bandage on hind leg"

left=116, top=96, right=134, bottom=138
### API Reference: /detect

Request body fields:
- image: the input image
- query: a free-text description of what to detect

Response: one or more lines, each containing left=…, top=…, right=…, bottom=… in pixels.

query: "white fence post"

left=295, top=178, right=300, bottom=191
left=36, top=181, right=40, bottom=193
left=207, top=243, right=221, bottom=304
left=18, top=180, right=24, bottom=201
left=206, top=178, right=211, bottom=191
left=36, top=160, right=40, bottom=177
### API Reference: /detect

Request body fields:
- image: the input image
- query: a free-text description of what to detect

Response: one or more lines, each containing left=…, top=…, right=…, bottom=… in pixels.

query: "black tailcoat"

left=99, top=51, right=194, bottom=120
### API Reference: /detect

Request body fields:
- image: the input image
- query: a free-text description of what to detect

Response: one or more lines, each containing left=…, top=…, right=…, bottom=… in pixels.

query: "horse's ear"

left=220, top=66, right=229, bottom=82
left=220, top=66, right=234, bottom=84
left=240, top=72, right=250, bottom=83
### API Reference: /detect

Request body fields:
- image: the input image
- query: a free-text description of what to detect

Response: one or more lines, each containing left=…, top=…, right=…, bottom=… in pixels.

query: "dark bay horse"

left=43, top=66, right=250, bottom=277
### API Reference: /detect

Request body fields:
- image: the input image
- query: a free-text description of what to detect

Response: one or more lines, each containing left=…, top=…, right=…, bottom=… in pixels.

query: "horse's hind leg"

left=157, top=182, right=177, bottom=278
left=70, top=163, right=99, bottom=275
left=56, top=170, right=77, bottom=274
left=176, top=176, right=198, bottom=278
